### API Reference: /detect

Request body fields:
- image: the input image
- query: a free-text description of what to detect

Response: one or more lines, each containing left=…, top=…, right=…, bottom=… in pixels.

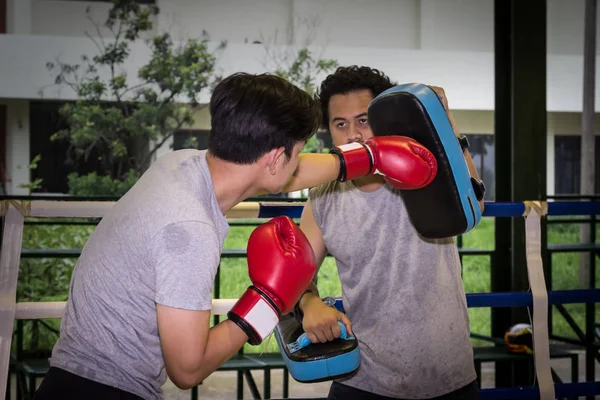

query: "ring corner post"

left=494, top=0, right=548, bottom=389
left=0, top=204, right=25, bottom=397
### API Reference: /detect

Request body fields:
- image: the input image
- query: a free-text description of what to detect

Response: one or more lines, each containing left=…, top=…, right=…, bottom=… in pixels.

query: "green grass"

left=461, top=218, right=494, bottom=346
left=14, top=221, right=96, bottom=356
left=547, top=220, right=600, bottom=343
left=14, top=217, right=600, bottom=355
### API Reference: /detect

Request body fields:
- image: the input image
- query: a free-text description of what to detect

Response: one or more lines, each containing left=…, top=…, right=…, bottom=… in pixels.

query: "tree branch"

left=85, top=30, right=105, bottom=56
left=120, top=81, right=151, bottom=97
left=83, top=139, right=98, bottom=163
left=85, top=7, right=107, bottom=50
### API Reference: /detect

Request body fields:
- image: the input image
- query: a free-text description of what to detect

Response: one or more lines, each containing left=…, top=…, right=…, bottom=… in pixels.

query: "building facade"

left=1, top=0, right=599, bottom=198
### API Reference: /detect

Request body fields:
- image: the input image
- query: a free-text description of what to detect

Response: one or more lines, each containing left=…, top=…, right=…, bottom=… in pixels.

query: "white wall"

left=547, top=112, right=600, bottom=135
left=22, top=0, right=600, bottom=54
left=288, top=0, right=420, bottom=49
left=3, top=33, right=600, bottom=113
left=3, top=0, right=599, bottom=195
left=157, top=0, right=290, bottom=44
left=547, top=0, right=597, bottom=56
left=190, top=106, right=211, bottom=130
left=420, top=0, right=493, bottom=52
left=1, top=0, right=599, bottom=111
left=30, top=0, right=157, bottom=39
left=452, top=110, right=493, bottom=134
left=6, top=0, right=32, bottom=34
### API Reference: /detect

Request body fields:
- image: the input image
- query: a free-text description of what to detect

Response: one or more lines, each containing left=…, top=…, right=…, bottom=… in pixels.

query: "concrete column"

left=5, top=100, right=30, bottom=195
left=6, top=0, right=31, bottom=34
left=494, top=0, right=547, bottom=387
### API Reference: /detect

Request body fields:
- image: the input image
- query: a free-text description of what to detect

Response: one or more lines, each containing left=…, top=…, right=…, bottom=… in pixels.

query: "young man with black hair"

left=296, top=66, right=483, bottom=399
left=33, top=72, right=438, bottom=400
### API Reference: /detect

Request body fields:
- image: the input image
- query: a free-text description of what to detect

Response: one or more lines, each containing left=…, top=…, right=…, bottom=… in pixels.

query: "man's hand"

left=429, top=85, right=485, bottom=211
left=228, top=216, right=317, bottom=345
left=300, top=295, right=353, bottom=343
left=330, top=136, right=438, bottom=189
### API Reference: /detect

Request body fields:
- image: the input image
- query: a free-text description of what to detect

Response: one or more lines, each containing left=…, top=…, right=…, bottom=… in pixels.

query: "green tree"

left=261, top=17, right=338, bottom=153
left=17, top=154, right=43, bottom=193
left=273, top=48, right=338, bottom=153
left=42, top=0, right=226, bottom=196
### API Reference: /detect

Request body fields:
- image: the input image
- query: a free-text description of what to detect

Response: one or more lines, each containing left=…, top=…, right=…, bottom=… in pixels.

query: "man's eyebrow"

left=331, top=112, right=368, bottom=122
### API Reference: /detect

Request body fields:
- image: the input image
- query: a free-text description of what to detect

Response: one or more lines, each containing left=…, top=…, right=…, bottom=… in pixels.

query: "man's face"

left=327, top=89, right=375, bottom=147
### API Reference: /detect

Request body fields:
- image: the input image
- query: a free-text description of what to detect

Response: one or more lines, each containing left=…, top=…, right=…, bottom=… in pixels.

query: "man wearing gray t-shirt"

left=296, top=66, right=485, bottom=399
left=33, top=72, right=339, bottom=400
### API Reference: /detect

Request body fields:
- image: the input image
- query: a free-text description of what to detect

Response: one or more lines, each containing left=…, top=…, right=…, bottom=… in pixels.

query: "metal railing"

left=546, top=194, right=599, bottom=388
left=2, top=194, right=600, bottom=396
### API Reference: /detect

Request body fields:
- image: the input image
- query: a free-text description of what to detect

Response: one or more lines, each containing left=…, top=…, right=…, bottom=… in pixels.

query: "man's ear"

left=264, top=147, right=286, bottom=175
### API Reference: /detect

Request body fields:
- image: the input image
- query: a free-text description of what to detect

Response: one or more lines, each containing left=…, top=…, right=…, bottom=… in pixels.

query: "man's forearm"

left=188, top=320, right=249, bottom=386
left=281, top=153, right=340, bottom=193
left=298, top=287, right=321, bottom=313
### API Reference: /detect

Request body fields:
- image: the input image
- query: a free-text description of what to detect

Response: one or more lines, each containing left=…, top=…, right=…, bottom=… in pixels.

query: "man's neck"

left=205, top=152, right=260, bottom=215
left=352, top=175, right=386, bottom=192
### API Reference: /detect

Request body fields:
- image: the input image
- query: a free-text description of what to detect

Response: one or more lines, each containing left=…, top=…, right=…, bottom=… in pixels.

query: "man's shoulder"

left=156, top=149, right=206, bottom=164
left=154, top=206, right=219, bottom=235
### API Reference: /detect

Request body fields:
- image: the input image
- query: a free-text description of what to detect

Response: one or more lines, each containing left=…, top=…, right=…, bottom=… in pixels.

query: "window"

left=29, top=101, right=151, bottom=194
left=0, top=0, right=6, bottom=34
left=554, top=135, right=600, bottom=195
left=30, top=101, right=111, bottom=194
left=29, top=101, right=79, bottom=194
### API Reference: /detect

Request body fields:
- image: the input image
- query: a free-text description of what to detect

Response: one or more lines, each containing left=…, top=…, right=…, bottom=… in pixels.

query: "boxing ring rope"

left=1, top=199, right=600, bottom=399
left=1, top=198, right=596, bottom=219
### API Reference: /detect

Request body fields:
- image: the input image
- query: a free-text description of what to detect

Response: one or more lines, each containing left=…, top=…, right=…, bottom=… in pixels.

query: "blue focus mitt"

left=368, top=83, right=486, bottom=238
left=274, top=298, right=360, bottom=383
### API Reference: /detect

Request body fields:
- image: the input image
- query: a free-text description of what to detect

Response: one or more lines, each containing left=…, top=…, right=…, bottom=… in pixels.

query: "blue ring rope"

left=329, top=289, right=600, bottom=312
left=467, top=289, right=600, bottom=308
left=255, top=201, right=600, bottom=219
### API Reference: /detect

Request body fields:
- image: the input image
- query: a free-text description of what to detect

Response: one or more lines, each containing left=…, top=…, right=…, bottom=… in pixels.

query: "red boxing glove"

left=228, top=216, right=316, bottom=345
left=330, top=136, right=438, bottom=189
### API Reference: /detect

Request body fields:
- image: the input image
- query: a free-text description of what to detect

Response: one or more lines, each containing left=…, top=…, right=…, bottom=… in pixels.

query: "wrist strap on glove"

left=330, top=142, right=374, bottom=182
left=228, top=286, right=281, bottom=346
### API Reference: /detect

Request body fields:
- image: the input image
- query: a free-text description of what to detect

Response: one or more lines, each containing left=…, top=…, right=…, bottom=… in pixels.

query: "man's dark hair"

left=316, top=66, right=396, bottom=129
left=209, top=72, right=321, bottom=164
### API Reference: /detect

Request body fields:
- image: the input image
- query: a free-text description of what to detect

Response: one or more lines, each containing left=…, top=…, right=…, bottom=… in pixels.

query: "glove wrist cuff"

left=329, top=147, right=347, bottom=181
left=331, top=142, right=374, bottom=182
left=228, top=286, right=280, bottom=346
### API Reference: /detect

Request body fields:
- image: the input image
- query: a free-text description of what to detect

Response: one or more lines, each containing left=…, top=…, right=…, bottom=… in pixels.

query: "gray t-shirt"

left=49, top=149, right=230, bottom=400
left=310, top=180, right=476, bottom=399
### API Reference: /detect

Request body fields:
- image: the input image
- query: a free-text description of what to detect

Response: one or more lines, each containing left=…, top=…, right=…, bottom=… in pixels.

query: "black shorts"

left=328, top=380, right=480, bottom=400
left=33, top=367, right=144, bottom=400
